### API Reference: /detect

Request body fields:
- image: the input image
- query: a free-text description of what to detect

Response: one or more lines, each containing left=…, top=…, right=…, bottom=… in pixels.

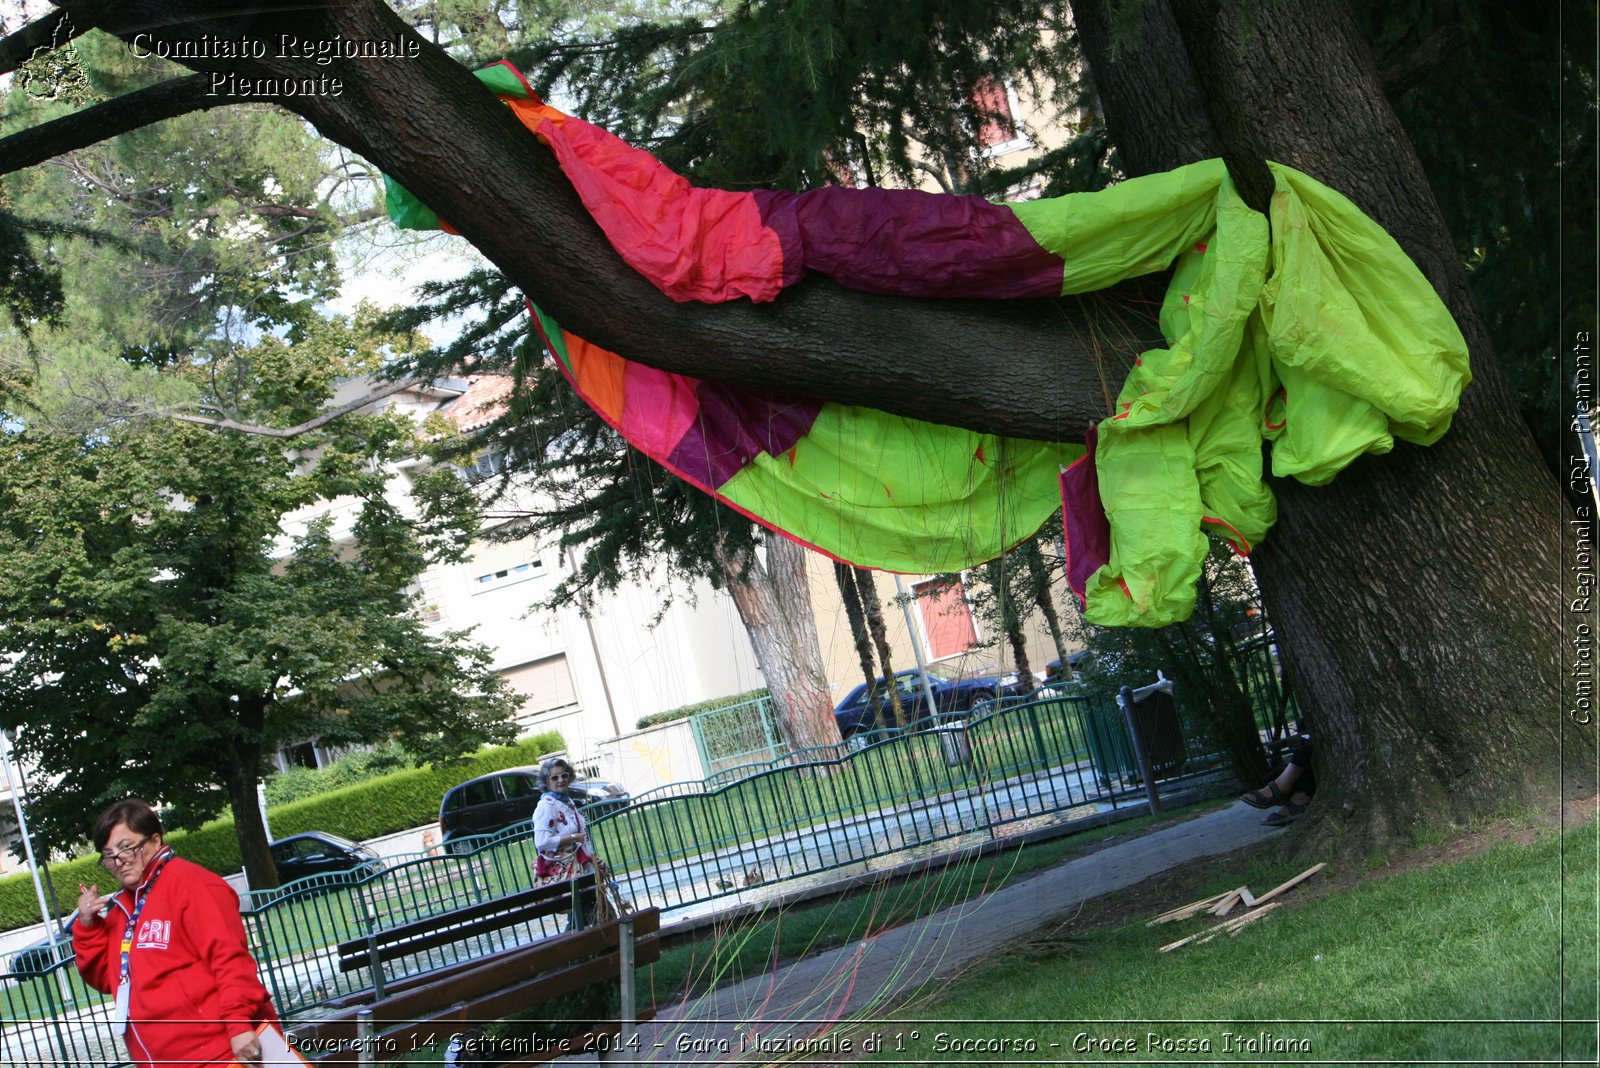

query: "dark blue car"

left=8, top=913, right=75, bottom=977
left=834, top=662, right=1031, bottom=738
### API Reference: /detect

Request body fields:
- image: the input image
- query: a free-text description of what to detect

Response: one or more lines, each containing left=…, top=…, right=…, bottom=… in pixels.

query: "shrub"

left=0, top=732, right=563, bottom=932
left=635, top=689, right=769, bottom=730
left=264, top=742, right=415, bottom=805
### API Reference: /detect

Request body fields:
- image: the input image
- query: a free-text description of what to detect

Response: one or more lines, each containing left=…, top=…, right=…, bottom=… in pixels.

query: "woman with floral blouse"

left=530, top=756, right=598, bottom=926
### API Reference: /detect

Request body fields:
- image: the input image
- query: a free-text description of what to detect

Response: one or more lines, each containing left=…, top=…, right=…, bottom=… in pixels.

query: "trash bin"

left=935, top=720, right=971, bottom=767
left=1118, top=675, right=1188, bottom=782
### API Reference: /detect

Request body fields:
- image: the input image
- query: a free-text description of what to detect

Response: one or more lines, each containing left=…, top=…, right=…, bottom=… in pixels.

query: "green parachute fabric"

left=384, top=67, right=1470, bottom=626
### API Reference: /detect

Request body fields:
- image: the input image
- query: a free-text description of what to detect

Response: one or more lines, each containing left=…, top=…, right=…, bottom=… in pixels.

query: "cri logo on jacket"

left=135, top=919, right=173, bottom=951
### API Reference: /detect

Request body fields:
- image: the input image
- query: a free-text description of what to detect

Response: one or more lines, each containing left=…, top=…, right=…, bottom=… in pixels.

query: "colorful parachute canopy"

left=385, top=61, right=1469, bottom=626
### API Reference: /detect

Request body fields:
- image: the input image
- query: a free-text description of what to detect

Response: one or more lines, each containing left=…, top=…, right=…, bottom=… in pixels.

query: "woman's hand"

left=76, top=883, right=112, bottom=927
left=230, top=1028, right=263, bottom=1065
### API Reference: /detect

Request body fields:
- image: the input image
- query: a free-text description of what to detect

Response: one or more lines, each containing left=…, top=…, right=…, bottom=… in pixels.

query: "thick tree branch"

left=1165, top=0, right=1275, bottom=214
left=0, top=75, right=237, bottom=176
left=51, top=0, right=1167, bottom=444
left=169, top=378, right=417, bottom=438
left=1379, top=21, right=1468, bottom=97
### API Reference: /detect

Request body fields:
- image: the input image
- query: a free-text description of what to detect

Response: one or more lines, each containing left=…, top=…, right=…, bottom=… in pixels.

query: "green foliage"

left=0, top=733, right=562, bottom=931
left=0, top=209, right=64, bottom=334
left=264, top=743, right=416, bottom=806
left=1356, top=0, right=1596, bottom=485
left=518, top=0, right=1080, bottom=193
left=634, top=689, right=771, bottom=730
left=2, top=30, right=350, bottom=354
left=0, top=378, right=519, bottom=861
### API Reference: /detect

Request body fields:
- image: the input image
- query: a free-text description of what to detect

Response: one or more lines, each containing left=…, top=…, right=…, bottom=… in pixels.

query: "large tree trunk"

left=835, top=562, right=880, bottom=691
left=854, top=568, right=907, bottom=728
left=1073, top=0, right=1591, bottom=845
left=1023, top=541, right=1073, bottom=671
left=221, top=726, right=277, bottom=891
left=715, top=537, right=840, bottom=752
left=985, top=559, right=1034, bottom=686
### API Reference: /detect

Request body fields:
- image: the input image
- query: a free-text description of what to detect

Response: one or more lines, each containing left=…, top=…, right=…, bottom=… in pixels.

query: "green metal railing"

left=2, top=670, right=1285, bottom=1062
left=687, top=695, right=784, bottom=779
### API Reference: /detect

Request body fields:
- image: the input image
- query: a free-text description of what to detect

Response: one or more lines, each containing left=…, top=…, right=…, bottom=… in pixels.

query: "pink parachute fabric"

left=385, top=62, right=1470, bottom=626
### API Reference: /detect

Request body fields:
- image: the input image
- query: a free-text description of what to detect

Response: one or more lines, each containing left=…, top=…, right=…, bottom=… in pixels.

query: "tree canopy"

left=0, top=313, right=520, bottom=885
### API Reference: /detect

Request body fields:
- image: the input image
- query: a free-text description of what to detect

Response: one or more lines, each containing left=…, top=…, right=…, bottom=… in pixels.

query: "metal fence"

left=686, top=695, right=785, bottom=779
left=0, top=683, right=1228, bottom=1063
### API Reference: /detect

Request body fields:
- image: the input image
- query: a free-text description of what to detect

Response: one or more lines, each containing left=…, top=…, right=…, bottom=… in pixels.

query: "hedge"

left=0, top=732, right=563, bottom=933
left=634, top=689, right=770, bottom=730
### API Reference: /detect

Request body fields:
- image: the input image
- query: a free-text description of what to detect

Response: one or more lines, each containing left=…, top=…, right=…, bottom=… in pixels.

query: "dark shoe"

left=1263, top=802, right=1308, bottom=827
left=1241, top=782, right=1285, bottom=809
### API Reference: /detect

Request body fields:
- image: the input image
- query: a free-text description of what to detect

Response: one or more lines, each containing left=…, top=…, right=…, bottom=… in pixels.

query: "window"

left=501, top=774, right=541, bottom=799
left=913, top=578, right=978, bottom=659
left=468, top=538, right=546, bottom=592
left=459, top=448, right=507, bottom=482
left=972, top=77, right=1028, bottom=157
left=475, top=561, right=540, bottom=587
left=284, top=741, right=319, bottom=770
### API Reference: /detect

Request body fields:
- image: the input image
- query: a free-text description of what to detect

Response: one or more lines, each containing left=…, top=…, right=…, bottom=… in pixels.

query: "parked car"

left=438, top=765, right=631, bottom=850
left=1043, top=650, right=1093, bottom=690
left=270, top=831, right=383, bottom=885
left=9, top=913, right=75, bottom=977
left=833, top=662, right=1031, bottom=738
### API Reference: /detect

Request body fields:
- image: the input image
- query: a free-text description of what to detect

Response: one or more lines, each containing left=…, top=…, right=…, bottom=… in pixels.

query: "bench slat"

left=336, top=879, right=599, bottom=972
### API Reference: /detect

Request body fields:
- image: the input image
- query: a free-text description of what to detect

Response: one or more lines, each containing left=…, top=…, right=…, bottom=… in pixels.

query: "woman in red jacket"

left=73, top=798, right=278, bottom=1067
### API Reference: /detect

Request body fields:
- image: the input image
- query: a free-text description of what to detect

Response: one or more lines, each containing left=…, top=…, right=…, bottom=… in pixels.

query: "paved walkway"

left=572, top=800, right=1277, bottom=1064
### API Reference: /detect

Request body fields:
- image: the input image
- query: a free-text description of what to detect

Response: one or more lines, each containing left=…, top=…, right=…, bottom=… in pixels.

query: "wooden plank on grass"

left=1209, top=887, right=1249, bottom=916
left=1148, top=890, right=1234, bottom=925
left=1250, top=863, right=1327, bottom=906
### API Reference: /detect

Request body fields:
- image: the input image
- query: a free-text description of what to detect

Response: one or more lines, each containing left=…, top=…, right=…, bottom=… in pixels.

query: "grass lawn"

left=635, top=802, right=1201, bottom=1008
left=850, top=807, right=1598, bottom=1064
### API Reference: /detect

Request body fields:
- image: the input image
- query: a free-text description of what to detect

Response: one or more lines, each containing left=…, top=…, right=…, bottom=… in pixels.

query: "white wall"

left=595, top=719, right=707, bottom=797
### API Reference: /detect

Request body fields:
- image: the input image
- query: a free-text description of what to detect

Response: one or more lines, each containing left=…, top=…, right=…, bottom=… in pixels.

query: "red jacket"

left=73, top=852, right=277, bottom=1068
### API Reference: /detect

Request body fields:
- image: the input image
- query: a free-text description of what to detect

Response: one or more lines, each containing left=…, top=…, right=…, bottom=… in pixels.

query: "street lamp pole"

left=0, top=727, right=61, bottom=954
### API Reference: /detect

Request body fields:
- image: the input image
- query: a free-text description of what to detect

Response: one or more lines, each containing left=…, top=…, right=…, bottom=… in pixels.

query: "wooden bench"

left=288, top=877, right=660, bottom=1066
left=333, top=878, right=597, bottom=995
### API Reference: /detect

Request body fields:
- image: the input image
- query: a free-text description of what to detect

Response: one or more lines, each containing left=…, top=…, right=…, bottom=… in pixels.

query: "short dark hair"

left=92, top=798, right=163, bottom=852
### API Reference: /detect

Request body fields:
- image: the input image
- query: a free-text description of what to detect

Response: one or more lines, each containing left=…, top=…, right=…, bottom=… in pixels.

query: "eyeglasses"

left=548, top=772, right=572, bottom=783
left=99, top=835, right=153, bottom=870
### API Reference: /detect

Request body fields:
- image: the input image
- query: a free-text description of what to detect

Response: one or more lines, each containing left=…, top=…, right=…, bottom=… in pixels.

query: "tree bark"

left=220, top=724, right=277, bottom=890
left=1023, top=541, right=1072, bottom=670
left=715, top=537, right=839, bottom=752
left=835, top=561, right=879, bottom=692
left=855, top=569, right=906, bottom=728
left=1072, top=0, right=1591, bottom=845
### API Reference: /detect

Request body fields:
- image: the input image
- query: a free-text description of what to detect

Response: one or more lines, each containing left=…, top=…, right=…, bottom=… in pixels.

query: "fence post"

left=1118, top=685, right=1163, bottom=816
left=38, top=964, right=74, bottom=1068
left=365, top=909, right=386, bottom=1000
left=618, top=915, right=636, bottom=1055
left=356, top=1008, right=374, bottom=1068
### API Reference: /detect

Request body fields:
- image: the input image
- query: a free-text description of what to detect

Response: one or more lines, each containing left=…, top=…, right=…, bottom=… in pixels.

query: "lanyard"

left=118, top=848, right=174, bottom=984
